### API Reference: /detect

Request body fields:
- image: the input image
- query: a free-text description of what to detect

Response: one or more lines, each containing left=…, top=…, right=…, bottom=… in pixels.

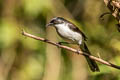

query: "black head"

left=46, top=17, right=68, bottom=27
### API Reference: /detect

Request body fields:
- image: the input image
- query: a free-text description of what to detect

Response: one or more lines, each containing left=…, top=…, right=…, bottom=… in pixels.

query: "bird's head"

left=46, top=17, right=67, bottom=27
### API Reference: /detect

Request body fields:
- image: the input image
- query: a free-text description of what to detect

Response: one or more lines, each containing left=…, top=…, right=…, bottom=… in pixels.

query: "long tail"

left=80, top=42, right=100, bottom=72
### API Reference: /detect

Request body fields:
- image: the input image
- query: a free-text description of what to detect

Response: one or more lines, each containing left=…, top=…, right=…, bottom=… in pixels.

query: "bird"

left=46, top=17, right=100, bottom=72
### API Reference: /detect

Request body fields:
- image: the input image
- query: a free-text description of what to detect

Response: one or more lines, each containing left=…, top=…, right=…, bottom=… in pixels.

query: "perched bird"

left=46, top=17, right=100, bottom=72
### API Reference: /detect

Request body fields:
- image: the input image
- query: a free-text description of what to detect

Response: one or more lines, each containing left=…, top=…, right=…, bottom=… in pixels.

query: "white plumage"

left=55, top=23, right=83, bottom=45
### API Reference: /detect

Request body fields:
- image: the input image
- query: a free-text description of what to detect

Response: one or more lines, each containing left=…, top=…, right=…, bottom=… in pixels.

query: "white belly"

left=55, top=24, right=83, bottom=44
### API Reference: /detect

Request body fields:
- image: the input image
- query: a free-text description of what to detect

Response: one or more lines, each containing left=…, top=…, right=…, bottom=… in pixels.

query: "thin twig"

left=99, top=12, right=111, bottom=20
left=22, top=30, right=120, bottom=70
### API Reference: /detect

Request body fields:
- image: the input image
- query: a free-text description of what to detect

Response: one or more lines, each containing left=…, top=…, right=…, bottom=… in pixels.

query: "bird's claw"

left=76, top=50, right=80, bottom=54
left=58, top=42, right=62, bottom=45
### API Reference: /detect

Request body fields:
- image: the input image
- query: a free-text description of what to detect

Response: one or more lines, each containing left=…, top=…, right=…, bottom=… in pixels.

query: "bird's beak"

left=46, top=23, right=53, bottom=27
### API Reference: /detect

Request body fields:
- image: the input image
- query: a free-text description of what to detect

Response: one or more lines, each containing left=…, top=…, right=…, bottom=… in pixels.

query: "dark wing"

left=68, top=23, right=87, bottom=41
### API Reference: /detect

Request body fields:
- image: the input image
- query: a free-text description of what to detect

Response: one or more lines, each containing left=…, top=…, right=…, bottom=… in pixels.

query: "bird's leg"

left=76, top=49, right=80, bottom=54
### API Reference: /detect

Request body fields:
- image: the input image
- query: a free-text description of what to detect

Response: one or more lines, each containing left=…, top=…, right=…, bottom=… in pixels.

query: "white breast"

left=55, top=23, right=83, bottom=44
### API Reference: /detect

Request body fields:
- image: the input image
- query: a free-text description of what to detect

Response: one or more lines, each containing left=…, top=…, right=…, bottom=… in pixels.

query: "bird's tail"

left=80, top=42, right=100, bottom=72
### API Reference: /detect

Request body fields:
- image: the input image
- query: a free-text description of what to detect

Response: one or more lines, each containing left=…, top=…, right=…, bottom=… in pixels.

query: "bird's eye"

left=50, top=19, right=59, bottom=24
left=50, top=20, right=55, bottom=23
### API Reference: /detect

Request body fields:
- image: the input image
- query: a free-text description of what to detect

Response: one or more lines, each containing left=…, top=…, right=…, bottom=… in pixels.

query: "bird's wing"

left=68, top=23, right=87, bottom=41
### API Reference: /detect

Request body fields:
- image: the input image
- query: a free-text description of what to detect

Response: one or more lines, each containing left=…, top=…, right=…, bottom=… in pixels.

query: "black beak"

left=46, top=23, right=53, bottom=27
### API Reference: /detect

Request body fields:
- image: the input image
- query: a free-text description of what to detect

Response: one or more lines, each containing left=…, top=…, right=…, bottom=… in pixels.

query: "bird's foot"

left=76, top=49, right=80, bottom=55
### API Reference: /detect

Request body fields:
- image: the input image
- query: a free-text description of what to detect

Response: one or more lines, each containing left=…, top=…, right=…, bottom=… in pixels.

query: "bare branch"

left=112, top=1, right=120, bottom=9
left=22, top=30, right=120, bottom=70
left=103, top=0, right=120, bottom=32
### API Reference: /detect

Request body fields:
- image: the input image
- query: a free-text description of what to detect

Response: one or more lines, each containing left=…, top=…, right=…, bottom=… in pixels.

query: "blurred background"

left=0, top=0, right=120, bottom=80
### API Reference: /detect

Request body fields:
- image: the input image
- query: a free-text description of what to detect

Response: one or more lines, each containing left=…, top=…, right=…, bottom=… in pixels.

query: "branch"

left=22, top=30, right=120, bottom=70
left=103, top=0, right=120, bottom=32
